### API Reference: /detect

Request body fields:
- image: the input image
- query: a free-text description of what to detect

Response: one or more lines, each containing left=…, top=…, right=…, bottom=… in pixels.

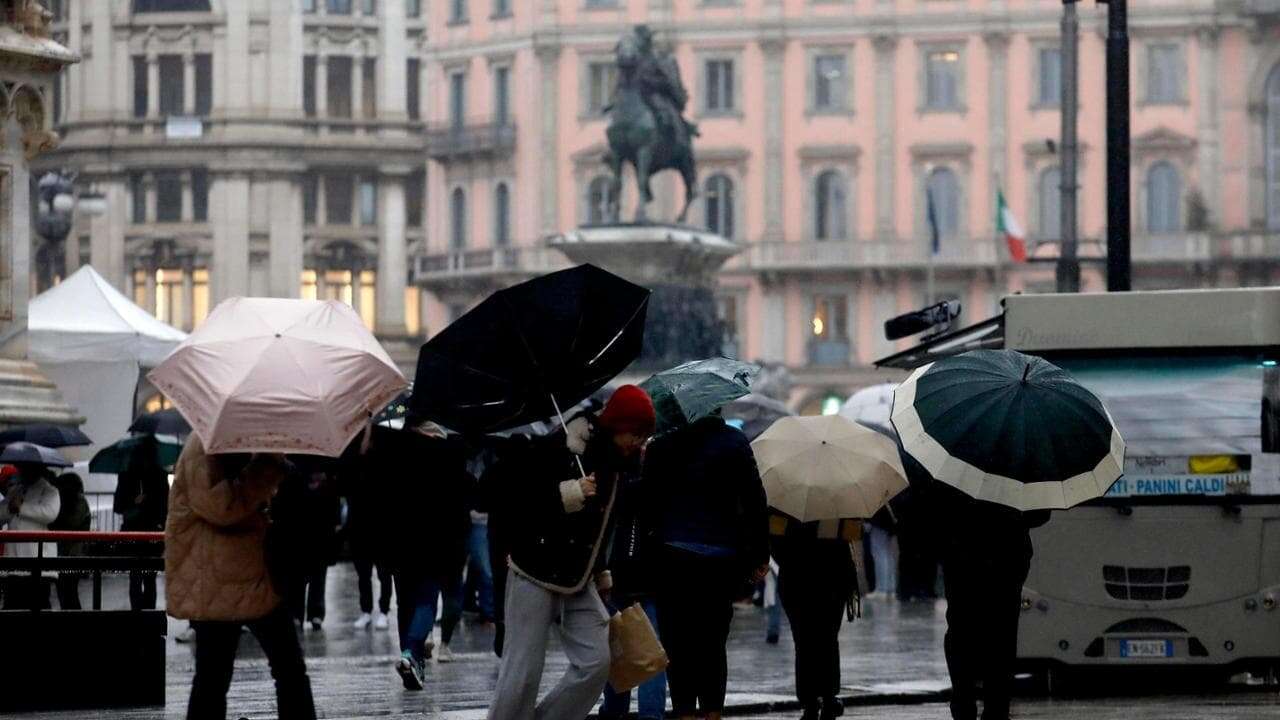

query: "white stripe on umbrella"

left=890, top=362, right=1125, bottom=511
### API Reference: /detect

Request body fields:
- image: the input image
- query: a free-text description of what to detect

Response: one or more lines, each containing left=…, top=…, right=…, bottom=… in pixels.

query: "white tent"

left=28, top=266, right=186, bottom=453
left=839, top=382, right=898, bottom=434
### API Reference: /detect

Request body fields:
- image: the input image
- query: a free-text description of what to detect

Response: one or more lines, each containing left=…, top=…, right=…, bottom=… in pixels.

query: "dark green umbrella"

left=89, top=436, right=183, bottom=474
left=890, top=349, right=1125, bottom=511
left=640, top=358, right=760, bottom=435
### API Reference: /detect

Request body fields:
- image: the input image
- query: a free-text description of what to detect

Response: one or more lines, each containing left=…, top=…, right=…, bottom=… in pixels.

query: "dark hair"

left=53, top=472, right=85, bottom=495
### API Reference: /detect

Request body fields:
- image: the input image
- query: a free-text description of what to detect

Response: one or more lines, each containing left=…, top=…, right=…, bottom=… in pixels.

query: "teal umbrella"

left=891, top=349, right=1125, bottom=511
left=640, top=358, right=760, bottom=435
left=89, top=436, right=183, bottom=474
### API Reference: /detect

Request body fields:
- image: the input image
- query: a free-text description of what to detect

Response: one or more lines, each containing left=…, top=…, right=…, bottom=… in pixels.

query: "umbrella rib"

left=587, top=297, right=648, bottom=368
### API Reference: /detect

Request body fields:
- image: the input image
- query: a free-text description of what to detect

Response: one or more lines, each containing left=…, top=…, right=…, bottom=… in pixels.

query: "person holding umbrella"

left=753, top=415, right=908, bottom=720
left=486, top=385, right=655, bottom=720
left=891, top=350, right=1124, bottom=720
left=113, top=434, right=169, bottom=610
left=0, top=443, right=67, bottom=609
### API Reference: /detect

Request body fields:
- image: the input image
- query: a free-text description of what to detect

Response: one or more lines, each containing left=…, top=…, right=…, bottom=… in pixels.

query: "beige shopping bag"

left=608, top=603, right=669, bottom=692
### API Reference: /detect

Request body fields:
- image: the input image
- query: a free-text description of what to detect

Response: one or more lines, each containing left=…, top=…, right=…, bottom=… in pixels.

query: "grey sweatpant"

left=487, top=568, right=612, bottom=720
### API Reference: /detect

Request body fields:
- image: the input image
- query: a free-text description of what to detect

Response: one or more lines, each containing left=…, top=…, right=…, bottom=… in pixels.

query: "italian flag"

left=996, top=190, right=1028, bottom=263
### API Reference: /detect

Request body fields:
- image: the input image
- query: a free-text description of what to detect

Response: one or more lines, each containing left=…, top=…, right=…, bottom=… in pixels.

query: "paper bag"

left=608, top=603, right=669, bottom=692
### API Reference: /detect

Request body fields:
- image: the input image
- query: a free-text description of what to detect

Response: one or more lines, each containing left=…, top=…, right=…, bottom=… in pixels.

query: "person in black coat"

left=924, top=478, right=1049, bottom=720
left=486, top=386, right=654, bottom=720
left=642, top=414, right=770, bottom=720
left=771, top=513, right=861, bottom=720
left=49, top=473, right=92, bottom=610
left=272, top=456, right=342, bottom=630
left=113, top=437, right=169, bottom=610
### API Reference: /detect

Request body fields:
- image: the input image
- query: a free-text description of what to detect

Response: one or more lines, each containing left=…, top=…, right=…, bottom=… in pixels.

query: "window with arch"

left=450, top=188, right=467, bottom=250
left=586, top=176, right=615, bottom=225
left=494, top=183, right=511, bottom=247
left=1267, top=64, right=1280, bottom=230
left=814, top=170, right=848, bottom=241
left=926, top=167, right=960, bottom=241
left=1146, top=161, right=1182, bottom=234
left=704, top=174, right=735, bottom=238
left=1038, top=166, right=1062, bottom=240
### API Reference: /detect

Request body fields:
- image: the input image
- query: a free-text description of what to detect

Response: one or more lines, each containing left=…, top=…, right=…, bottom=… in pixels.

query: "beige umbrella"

left=148, top=297, right=407, bottom=457
left=752, top=414, right=908, bottom=522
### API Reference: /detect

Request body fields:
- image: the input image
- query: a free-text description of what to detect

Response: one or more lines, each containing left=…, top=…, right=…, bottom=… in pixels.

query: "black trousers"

left=129, top=570, right=158, bottom=610
left=188, top=605, right=317, bottom=720
left=941, top=552, right=1030, bottom=720
left=355, top=555, right=394, bottom=615
left=290, top=564, right=328, bottom=623
left=56, top=573, right=82, bottom=610
left=655, top=547, right=739, bottom=715
left=779, top=563, right=847, bottom=707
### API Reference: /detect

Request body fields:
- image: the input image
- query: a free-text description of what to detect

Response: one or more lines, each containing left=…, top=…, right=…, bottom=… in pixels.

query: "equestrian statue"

left=603, top=25, right=699, bottom=225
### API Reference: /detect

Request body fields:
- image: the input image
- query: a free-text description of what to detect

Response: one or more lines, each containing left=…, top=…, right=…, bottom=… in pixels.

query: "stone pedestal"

left=549, top=224, right=741, bottom=367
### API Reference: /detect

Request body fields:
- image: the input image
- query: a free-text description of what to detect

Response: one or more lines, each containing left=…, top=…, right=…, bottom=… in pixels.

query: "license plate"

left=1119, top=639, right=1173, bottom=658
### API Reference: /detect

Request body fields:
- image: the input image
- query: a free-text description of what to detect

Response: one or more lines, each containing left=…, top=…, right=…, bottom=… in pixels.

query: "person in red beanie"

left=487, top=385, right=655, bottom=720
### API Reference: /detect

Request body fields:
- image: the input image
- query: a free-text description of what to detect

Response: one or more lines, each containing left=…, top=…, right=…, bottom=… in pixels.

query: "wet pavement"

left=19, top=562, right=1280, bottom=719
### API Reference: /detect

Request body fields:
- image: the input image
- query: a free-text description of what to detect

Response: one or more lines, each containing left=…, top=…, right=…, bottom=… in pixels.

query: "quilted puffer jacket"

left=164, top=436, right=289, bottom=622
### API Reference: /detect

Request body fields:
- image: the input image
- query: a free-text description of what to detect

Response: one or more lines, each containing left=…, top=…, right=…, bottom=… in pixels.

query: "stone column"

left=378, top=0, right=408, bottom=122
left=536, top=42, right=561, bottom=235
left=143, top=264, right=157, bottom=316
left=761, top=37, right=786, bottom=239
left=873, top=34, right=898, bottom=239
left=316, top=54, right=329, bottom=119
left=144, top=172, right=157, bottom=223
left=269, top=177, right=304, bottom=298
left=224, top=0, right=250, bottom=114
left=1196, top=27, right=1220, bottom=225
left=212, top=173, right=251, bottom=302
left=146, top=52, right=160, bottom=117
left=183, top=52, right=196, bottom=115
left=376, top=171, right=408, bottom=337
left=351, top=53, right=364, bottom=121
left=90, top=181, right=128, bottom=288
left=268, top=0, right=304, bottom=118
left=316, top=174, right=327, bottom=226
left=181, top=264, right=194, bottom=330
left=85, top=0, right=112, bottom=118
left=985, top=32, right=1010, bottom=235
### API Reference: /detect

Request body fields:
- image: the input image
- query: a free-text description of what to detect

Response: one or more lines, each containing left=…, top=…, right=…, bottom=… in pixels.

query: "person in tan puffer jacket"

left=165, top=436, right=316, bottom=720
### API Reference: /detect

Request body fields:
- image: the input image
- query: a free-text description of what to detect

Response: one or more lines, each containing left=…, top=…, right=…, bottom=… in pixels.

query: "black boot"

left=820, top=697, right=844, bottom=720
left=799, top=702, right=821, bottom=720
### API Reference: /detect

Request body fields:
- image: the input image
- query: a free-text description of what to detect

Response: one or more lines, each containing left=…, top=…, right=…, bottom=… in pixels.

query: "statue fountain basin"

left=547, top=223, right=741, bottom=289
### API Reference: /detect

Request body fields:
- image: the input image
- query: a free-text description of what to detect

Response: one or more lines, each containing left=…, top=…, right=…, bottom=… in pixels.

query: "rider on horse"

left=627, top=25, right=699, bottom=148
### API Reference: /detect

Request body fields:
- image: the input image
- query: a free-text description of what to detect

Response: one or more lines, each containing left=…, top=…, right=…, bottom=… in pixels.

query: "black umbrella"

left=0, top=424, right=91, bottom=448
left=0, top=442, right=71, bottom=468
left=410, top=264, right=650, bottom=437
left=128, top=408, right=192, bottom=436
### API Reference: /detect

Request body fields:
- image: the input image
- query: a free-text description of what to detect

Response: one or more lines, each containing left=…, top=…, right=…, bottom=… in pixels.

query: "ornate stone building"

left=36, top=0, right=1280, bottom=410
left=0, top=0, right=80, bottom=426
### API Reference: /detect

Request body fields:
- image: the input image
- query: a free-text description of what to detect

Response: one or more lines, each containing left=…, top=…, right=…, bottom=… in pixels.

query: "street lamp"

left=33, top=170, right=106, bottom=292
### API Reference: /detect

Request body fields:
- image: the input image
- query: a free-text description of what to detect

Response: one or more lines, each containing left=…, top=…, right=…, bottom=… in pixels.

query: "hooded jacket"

left=492, top=414, right=626, bottom=596
left=164, top=436, right=290, bottom=622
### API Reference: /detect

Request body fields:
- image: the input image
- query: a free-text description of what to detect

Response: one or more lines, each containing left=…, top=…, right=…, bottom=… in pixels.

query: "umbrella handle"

left=549, top=393, right=587, bottom=480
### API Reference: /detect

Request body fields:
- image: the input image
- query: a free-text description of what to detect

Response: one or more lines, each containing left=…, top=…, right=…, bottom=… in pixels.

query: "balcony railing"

left=726, top=238, right=1000, bottom=273
left=425, top=121, right=516, bottom=162
left=808, top=339, right=851, bottom=367
left=412, top=246, right=569, bottom=285
left=1131, top=233, right=1212, bottom=263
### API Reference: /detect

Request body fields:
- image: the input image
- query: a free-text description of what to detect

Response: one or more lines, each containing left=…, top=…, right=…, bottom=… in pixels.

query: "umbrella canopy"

left=89, top=436, right=183, bottom=474
left=640, top=358, right=759, bottom=435
left=410, top=264, right=650, bottom=434
left=891, top=349, right=1125, bottom=511
left=0, top=424, right=91, bottom=448
left=753, top=415, right=907, bottom=522
left=148, top=297, right=407, bottom=457
left=839, top=383, right=898, bottom=433
left=128, top=408, right=192, bottom=436
left=0, top=442, right=71, bottom=468
left=723, top=393, right=793, bottom=441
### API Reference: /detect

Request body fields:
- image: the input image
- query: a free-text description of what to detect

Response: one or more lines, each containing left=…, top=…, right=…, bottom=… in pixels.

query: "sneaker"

left=424, top=638, right=435, bottom=660
left=820, top=697, right=845, bottom=720
left=374, top=613, right=390, bottom=630
left=396, top=651, right=425, bottom=691
left=175, top=627, right=196, bottom=644
left=310, top=618, right=323, bottom=632
left=354, top=613, right=373, bottom=629
left=437, top=644, right=455, bottom=663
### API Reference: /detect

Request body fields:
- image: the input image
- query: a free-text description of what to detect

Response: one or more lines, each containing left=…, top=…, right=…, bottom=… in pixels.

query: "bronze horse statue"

left=603, top=32, right=698, bottom=225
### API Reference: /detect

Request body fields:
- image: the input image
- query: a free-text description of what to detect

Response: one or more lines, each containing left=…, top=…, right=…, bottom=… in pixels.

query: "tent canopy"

left=29, top=265, right=187, bottom=367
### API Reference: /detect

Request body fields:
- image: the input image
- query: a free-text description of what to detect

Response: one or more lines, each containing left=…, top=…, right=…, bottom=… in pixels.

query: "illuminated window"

left=359, top=270, right=376, bottom=330
left=405, top=287, right=421, bottom=336
left=155, top=268, right=186, bottom=327
left=323, top=270, right=354, bottom=305
left=133, top=269, right=148, bottom=308
left=192, top=269, right=209, bottom=327
left=301, top=269, right=318, bottom=300
left=821, top=395, right=842, bottom=416
left=924, top=50, right=961, bottom=110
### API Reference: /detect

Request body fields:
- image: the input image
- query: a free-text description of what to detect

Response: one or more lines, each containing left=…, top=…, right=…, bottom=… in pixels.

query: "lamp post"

left=1058, top=0, right=1081, bottom=293
left=1100, top=0, right=1131, bottom=291
left=33, top=171, right=75, bottom=293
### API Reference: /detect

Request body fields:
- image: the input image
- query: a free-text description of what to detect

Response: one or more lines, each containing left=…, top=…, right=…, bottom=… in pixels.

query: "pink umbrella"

left=148, top=298, right=407, bottom=457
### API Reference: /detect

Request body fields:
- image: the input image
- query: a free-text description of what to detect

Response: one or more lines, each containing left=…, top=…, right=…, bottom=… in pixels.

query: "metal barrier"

left=0, top=530, right=166, bottom=711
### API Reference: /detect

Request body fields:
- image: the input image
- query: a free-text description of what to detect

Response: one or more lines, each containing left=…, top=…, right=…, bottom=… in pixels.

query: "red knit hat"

left=597, top=384, right=656, bottom=436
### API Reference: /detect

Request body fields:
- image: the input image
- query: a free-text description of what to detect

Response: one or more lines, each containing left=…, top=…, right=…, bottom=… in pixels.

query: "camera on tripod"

left=884, top=300, right=961, bottom=342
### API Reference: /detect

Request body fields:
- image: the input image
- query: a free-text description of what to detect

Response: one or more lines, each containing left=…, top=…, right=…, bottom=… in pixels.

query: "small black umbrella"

left=410, top=264, right=650, bottom=436
left=0, top=442, right=72, bottom=468
left=0, top=424, right=91, bottom=448
left=128, top=408, right=192, bottom=436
